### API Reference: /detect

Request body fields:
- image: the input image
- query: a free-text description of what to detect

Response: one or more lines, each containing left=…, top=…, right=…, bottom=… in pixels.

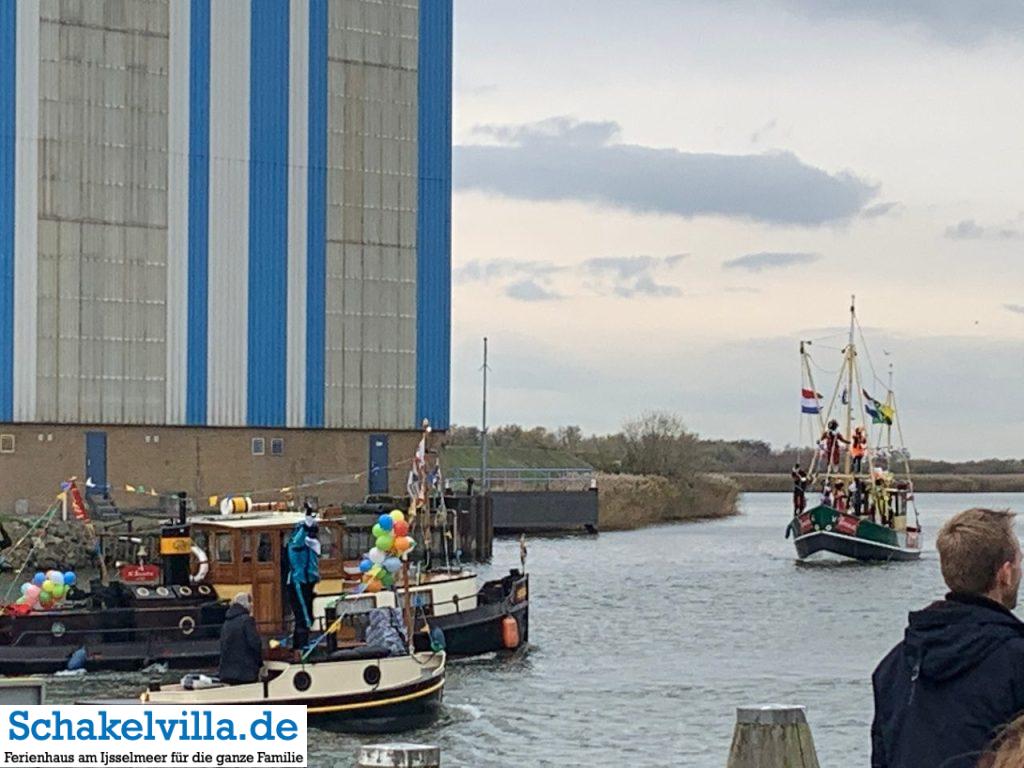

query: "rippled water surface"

left=43, top=493, right=1024, bottom=767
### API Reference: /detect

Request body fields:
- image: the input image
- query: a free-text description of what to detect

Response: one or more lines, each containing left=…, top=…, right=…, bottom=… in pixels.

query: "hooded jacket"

left=287, top=521, right=320, bottom=585
left=218, top=603, right=263, bottom=684
left=871, top=593, right=1024, bottom=768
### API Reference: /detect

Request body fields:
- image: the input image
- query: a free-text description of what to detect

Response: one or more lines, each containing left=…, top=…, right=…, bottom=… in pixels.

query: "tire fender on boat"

left=189, top=545, right=209, bottom=584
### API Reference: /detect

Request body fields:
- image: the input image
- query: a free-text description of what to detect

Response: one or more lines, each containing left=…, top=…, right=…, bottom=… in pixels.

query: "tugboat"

left=192, top=506, right=529, bottom=658
left=785, top=297, right=922, bottom=562
left=0, top=492, right=227, bottom=674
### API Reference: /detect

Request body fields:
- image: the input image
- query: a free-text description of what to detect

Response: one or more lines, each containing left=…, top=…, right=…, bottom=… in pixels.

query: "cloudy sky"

left=447, top=0, right=1024, bottom=460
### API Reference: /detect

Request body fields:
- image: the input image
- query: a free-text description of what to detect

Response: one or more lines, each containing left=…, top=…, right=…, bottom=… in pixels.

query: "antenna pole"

left=481, top=337, right=489, bottom=493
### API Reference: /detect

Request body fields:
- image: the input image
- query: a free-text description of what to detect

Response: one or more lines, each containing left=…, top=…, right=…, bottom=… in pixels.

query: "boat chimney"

left=161, top=492, right=193, bottom=586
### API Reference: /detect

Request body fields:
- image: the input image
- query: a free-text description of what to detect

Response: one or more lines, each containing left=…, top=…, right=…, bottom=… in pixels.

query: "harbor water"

left=43, top=492, right=1023, bottom=767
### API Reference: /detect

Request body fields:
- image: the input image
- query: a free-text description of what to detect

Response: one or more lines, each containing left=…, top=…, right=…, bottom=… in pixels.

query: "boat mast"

left=886, top=362, right=894, bottom=451
left=843, top=296, right=856, bottom=475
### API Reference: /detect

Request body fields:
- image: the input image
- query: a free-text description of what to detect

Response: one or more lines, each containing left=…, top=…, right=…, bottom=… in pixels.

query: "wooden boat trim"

left=306, top=679, right=445, bottom=713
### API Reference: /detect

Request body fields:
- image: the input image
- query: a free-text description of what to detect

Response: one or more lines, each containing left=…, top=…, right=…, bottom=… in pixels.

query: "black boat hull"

left=0, top=595, right=227, bottom=674
left=307, top=676, right=445, bottom=734
left=793, top=530, right=921, bottom=562
left=413, top=573, right=529, bottom=657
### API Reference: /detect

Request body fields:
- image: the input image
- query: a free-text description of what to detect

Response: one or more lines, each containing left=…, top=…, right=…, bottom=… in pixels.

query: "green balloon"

left=376, top=534, right=394, bottom=552
left=381, top=571, right=394, bottom=588
left=372, top=523, right=384, bottom=538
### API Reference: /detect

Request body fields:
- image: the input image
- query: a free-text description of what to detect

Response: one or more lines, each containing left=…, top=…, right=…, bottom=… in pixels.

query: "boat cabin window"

left=319, top=527, right=339, bottom=560
left=215, top=533, right=233, bottom=564
left=240, top=532, right=253, bottom=563
left=256, top=533, right=273, bottom=563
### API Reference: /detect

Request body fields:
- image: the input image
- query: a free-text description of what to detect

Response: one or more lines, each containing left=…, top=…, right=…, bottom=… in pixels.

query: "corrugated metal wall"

left=324, top=0, right=418, bottom=431
left=36, top=0, right=169, bottom=424
left=1, top=0, right=450, bottom=431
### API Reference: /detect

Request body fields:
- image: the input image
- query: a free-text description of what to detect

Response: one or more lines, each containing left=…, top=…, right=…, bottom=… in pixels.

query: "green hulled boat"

left=787, top=504, right=921, bottom=562
left=786, top=297, right=922, bottom=563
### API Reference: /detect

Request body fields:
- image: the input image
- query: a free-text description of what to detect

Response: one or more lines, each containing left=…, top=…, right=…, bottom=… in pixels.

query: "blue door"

left=85, top=431, right=107, bottom=495
left=368, top=434, right=389, bottom=495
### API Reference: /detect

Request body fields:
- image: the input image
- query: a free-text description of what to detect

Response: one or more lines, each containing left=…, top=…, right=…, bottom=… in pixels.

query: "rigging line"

left=854, top=315, right=890, bottom=392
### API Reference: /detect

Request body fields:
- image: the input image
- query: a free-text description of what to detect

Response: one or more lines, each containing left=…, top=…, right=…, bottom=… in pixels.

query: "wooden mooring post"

left=355, top=743, right=440, bottom=768
left=726, top=705, right=820, bottom=768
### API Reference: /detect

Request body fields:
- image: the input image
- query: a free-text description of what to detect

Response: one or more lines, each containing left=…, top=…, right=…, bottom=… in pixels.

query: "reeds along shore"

left=729, top=473, right=1024, bottom=494
left=598, top=472, right=740, bottom=531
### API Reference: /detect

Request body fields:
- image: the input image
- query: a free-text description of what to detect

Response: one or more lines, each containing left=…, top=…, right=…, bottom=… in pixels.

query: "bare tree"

left=621, top=411, right=700, bottom=479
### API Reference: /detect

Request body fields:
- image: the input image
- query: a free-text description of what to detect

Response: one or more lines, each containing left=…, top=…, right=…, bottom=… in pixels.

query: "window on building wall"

left=270, top=438, right=284, bottom=456
left=251, top=438, right=265, bottom=456
left=0, top=435, right=14, bottom=454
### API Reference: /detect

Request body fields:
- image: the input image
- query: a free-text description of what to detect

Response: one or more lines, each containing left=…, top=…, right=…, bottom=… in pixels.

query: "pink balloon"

left=24, top=585, right=40, bottom=599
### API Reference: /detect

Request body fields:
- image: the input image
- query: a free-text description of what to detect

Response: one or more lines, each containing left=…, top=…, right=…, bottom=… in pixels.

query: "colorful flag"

left=862, top=389, right=895, bottom=425
left=801, top=388, right=822, bottom=414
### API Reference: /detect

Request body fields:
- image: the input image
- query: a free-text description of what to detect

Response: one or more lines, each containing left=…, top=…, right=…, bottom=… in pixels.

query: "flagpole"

left=480, top=337, right=489, bottom=493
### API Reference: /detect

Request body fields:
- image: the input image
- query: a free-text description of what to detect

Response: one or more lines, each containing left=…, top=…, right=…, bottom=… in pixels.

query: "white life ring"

left=190, top=545, right=209, bottom=584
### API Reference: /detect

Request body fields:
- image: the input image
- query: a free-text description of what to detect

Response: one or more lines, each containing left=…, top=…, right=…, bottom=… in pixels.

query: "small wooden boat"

left=138, top=650, right=445, bottom=734
left=787, top=297, right=922, bottom=563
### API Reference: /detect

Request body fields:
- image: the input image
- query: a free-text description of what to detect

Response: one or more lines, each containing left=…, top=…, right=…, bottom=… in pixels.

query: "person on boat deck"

left=851, top=478, right=868, bottom=518
left=287, top=504, right=321, bottom=649
left=871, top=508, right=1024, bottom=768
left=851, top=427, right=867, bottom=474
left=218, top=592, right=263, bottom=685
left=791, top=465, right=810, bottom=515
left=819, top=419, right=849, bottom=473
left=820, top=483, right=833, bottom=508
left=833, top=481, right=848, bottom=512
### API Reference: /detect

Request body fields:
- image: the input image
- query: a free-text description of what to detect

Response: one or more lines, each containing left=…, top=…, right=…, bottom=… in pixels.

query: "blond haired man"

left=871, top=508, right=1024, bottom=768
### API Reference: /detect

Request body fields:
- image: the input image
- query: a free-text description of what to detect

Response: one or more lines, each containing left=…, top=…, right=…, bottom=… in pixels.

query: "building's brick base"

left=0, top=424, right=423, bottom=516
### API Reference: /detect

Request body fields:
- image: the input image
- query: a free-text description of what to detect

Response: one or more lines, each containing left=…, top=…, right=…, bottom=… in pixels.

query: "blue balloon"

left=19, top=583, right=29, bottom=595
left=377, top=514, right=394, bottom=532
left=64, top=572, right=76, bottom=587
left=383, top=557, right=402, bottom=574
left=32, top=572, right=45, bottom=587
left=358, top=559, right=373, bottom=573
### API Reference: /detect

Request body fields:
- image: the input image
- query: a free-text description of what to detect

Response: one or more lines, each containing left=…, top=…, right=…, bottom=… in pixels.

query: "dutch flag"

left=801, top=388, right=822, bottom=414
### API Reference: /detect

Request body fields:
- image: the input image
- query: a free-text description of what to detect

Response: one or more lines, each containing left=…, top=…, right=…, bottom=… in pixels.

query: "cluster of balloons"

left=357, top=510, right=415, bottom=593
left=11, top=570, right=77, bottom=615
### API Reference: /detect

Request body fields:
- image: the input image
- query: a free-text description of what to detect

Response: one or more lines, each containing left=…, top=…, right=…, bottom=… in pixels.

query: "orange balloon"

left=366, top=580, right=382, bottom=593
left=394, top=536, right=411, bottom=553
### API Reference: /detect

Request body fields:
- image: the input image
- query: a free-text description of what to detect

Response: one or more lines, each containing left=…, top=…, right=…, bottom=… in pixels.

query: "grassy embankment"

left=730, top=473, right=1024, bottom=493
left=441, top=445, right=741, bottom=530
left=596, top=472, right=740, bottom=531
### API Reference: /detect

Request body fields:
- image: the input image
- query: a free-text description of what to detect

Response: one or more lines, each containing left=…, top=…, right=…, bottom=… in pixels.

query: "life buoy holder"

left=190, top=545, right=209, bottom=584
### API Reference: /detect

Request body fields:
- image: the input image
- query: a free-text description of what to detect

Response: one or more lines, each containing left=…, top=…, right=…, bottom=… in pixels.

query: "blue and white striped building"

left=0, top=0, right=451, bottom=437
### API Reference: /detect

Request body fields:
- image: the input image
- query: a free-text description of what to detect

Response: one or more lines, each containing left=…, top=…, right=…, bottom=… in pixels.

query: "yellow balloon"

left=41, top=580, right=53, bottom=592
left=389, top=509, right=405, bottom=524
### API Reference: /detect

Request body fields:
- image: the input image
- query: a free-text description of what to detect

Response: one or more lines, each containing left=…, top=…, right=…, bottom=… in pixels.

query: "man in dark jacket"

left=218, top=592, right=263, bottom=684
left=872, top=508, right=1024, bottom=768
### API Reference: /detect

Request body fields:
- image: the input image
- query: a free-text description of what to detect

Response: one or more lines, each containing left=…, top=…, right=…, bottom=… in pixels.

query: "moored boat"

left=139, top=650, right=445, bottom=734
left=0, top=496, right=227, bottom=674
left=786, top=297, right=922, bottom=563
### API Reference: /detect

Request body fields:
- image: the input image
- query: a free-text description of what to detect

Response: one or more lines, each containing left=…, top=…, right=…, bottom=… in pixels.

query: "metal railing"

left=446, top=467, right=594, bottom=488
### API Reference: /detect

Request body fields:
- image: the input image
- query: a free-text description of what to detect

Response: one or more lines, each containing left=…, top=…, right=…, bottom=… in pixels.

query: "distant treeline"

left=446, top=420, right=1024, bottom=477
